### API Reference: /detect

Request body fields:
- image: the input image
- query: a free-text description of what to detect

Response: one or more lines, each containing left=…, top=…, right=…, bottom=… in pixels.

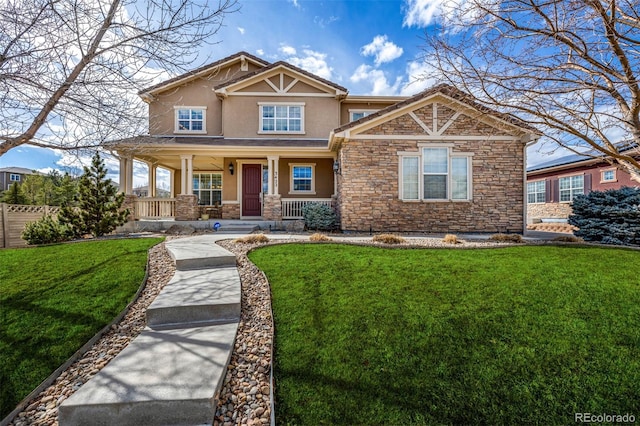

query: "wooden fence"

left=0, top=204, right=60, bottom=248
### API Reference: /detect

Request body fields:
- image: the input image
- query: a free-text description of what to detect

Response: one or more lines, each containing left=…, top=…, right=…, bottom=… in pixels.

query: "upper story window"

left=289, top=163, right=315, bottom=194
left=9, top=174, right=21, bottom=182
left=527, top=180, right=546, bottom=204
left=400, top=145, right=472, bottom=201
left=559, top=174, right=584, bottom=202
left=175, top=106, right=206, bottom=133
left=349, top=109, right=377, bottom=121
left=259, top=103, right=304, bottom=134
left=601, top=169, right=616, bottom=183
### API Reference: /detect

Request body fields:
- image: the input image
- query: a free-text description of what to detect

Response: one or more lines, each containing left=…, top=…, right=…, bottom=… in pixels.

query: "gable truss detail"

left=409, top=103, right=462, bottom=136
left=264, top=73, right=300, bottom=94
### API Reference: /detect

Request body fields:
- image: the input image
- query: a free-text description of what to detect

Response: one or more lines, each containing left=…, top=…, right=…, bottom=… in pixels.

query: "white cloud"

left=313, top=15, right=340, bottom=28
left=256, top=49, right=265, bottom=56
left=403, top=0, right=442, bottom=28
left=237, top=27, right=245, bottom=35
left=279, top=45, right=297, bottom=56
left=400, top=59, right=440, bottom=96
left=284, top=49, right=333, bottom=80
left=402, top=0, right=492, bottom=31
left=361, top=35, right=404, bottom=66
left=288, top=0, right=301, bottom=9
left=350, top=64, right=403, bottom=96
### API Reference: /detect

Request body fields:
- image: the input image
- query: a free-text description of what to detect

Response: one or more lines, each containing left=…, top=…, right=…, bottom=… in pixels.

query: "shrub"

left=372, top=234, right=406, bottom=244
left=552, top=235, right=585, bottom=243
left=301, top=203, right=337, bottom=231
left=442, top=234, right=460, bottom=244
left=489, top=233, right=523, bottom=243
left=235, top=234, right=270, bottom=244
left=568, top=187, right=640, bottom=246
left=22, top=215, right=70, bottom=245
left=309, top=233, right=331, bottom=242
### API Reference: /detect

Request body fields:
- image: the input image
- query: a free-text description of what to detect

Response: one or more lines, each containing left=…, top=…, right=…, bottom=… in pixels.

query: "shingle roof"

left=112, top=135, right=328, bottom=148
left=0, top=167, right=38, bottom=174
left=138, top=51, right=269, bottom=95
left=527, top=142, right=638, bottom=173
left=333, top=83, right=540, bottom=134
left=214, top=61, right=348, bottom=94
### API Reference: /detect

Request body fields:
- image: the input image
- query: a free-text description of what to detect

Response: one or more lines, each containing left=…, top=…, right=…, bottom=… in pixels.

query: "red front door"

left=242, top=164, right=262, bottom=217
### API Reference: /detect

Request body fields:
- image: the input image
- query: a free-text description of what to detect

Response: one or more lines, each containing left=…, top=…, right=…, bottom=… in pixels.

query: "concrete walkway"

left=59, top=235, right=240, bottom=426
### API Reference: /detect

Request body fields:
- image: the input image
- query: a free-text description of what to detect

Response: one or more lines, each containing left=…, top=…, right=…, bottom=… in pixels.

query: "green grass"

left=0, top=238, right=163, bottom=418
left=249, top=244, right=640, bottom=425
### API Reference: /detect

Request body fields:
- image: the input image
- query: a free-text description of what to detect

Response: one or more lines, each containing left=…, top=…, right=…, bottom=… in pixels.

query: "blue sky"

left=0, top=0, right=561, bottom=186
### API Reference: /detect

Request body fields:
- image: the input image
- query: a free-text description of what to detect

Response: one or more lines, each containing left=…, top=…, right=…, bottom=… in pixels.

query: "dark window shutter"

left=545, top=179, right=551, bottom=203
left=584, top=173, right=592, bottom=194
left=551, top=178, right=559, bottom=203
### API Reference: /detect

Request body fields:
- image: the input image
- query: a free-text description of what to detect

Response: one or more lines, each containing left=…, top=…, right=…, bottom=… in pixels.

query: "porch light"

left=228, top=162, right=234, bottom=175
left=333, top=160, right=341, bottom=174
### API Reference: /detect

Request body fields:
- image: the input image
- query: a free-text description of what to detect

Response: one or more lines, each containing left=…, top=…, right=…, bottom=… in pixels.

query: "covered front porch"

left=116, top=145, right=337, bottom=222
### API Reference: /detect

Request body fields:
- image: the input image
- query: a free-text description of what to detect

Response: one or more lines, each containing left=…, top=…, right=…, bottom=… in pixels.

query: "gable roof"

left=214, top=60, right=348, bottom=97
left=527, top=142, right=638, bottom=174
left=138, top=51, right=269, bottom=97
left=0, top=167, right=38, bottom=174
left=333, top=83, right=540, bottom=135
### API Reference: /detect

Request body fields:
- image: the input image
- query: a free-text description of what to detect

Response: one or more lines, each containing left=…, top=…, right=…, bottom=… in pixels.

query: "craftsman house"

left=114, top=51, right=540, bottom=233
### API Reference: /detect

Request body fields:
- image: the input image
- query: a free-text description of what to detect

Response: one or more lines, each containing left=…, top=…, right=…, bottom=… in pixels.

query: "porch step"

left=57, top=323, right=238, bottom=426
left=146, top=267, right=241, bottom=328
left=165, top=236, right=236, bottom=270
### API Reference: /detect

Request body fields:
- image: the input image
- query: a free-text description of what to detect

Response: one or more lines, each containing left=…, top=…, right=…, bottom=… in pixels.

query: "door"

left=242, top=164, right=262, bottom=217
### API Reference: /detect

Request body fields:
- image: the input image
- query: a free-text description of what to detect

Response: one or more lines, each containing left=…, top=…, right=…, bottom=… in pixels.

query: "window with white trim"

left=192, top=173, right=222, bottom=205
left=9, top=174, right=21, bottom=182
left=260, top=104, right=304, bottom=133
left=349, top=110, right=377, bottom=121
left=175, top=107, right=206, bottom=133
left=290, top=164, right=315, bottom=193
left=559, top=175, right=584, bottom=202
left=399, top=147, right=471, bottom=201
left=601, top=169, right=616, bottom=182
left=527, top=180, right=546, bottom=204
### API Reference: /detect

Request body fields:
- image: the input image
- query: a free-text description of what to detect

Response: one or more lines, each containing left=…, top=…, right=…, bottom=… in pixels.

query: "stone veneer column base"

left=175, top=195, right=199, bottom=221
left=122, top=194, right=138, bottom=222
left=262, top=195, right=282, bottom=221
left=221, top=203, right=240, bottom=219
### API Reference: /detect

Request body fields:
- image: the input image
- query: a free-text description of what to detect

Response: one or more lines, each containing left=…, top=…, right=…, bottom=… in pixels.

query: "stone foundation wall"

left=221, top=203, right=240, bottom=219
left=262, top=195, right=282, bottom=220
left=527, top=203, right=573, bottom=223
left=175, top=195, right=199, bottom=221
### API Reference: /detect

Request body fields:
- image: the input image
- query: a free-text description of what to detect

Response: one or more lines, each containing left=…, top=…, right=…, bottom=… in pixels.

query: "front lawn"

left=0, top=238, right=163, bottom=418
left=249, top=244, right=640, bottom=425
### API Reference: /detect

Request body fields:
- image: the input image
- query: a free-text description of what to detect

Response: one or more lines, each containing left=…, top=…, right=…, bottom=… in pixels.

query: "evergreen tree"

left=1, top=182, right=26, bottom=204
left=58, top=153, right=128, bottom=237
left=54, top=172, right=78, bottom=206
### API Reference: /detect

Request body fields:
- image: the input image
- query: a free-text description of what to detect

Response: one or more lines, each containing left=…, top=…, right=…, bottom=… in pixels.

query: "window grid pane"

left=262, top=105, right=303, bottom=132
left=559, top=175, right=584, bottom=202
left=177, top=108, right=204, bottom=131
left=292, top=166, right=312, bottom=191
left=527, top=181, right=546, bottom=204
left=193, top=173, right=222, bottom=205
left=402, top=157, right=419, bottom=200
left=451, top=157, right=468, bottom=200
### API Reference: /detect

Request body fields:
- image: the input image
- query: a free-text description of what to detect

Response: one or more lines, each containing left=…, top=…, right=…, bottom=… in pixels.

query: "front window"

left=290, top=164, right=315, bottom=193
left=9, top=174, right=20, bottom=182
left=559, top=175, right=584, bottom=202
left=193, top=173, right=222, bottom=205
left=527, top=181, right=546, bottom=204
left=601, top=169, right=616, bottom=182
left=399, top=146, right=471, bottom=201
left=175, top=107, right=206, bottom=133
left=259, top=103, right=304, bottom=133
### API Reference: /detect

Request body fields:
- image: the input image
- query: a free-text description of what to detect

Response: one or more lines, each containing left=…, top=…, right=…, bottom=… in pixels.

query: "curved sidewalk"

left=59, top=235, right=241, bottom=426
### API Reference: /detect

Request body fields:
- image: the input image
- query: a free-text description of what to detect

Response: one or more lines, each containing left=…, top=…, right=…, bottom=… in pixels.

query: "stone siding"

left=175, top=195, right=199, bottom=221
left=527, top=203, right=573, bottom=223
left=262, top=195, right=282, bottom=221
left=338, top=106, right=525, bottom=233
left=221, top=203, right=240, bottom=219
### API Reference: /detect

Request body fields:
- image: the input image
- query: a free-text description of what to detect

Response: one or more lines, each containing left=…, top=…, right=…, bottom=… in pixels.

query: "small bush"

left=22, top=215, right=70, bottom=245
left=302, top=203, right=337, bottom=231
left=569, top=187, right=640, bottom=246
left=309, top=233, right=332, bottom=242
left=489, top=233, right=523, bottom=243
left=235, top=234, right=270, bottom=244
left=442, top=234, right=461, bottom=244
left=372, top=234, right=406, bottom=244
left=552, top=235, right=585, bottom=243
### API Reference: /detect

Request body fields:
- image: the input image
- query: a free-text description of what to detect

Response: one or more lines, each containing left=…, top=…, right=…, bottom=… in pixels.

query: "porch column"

left=169, top=169, right=175, bottom=198
left=118, top=156, right=127, bottom=193
left=180, top=155, right=193, bottom=195
left=267, top=155, right=279, bottom=195
left=125, top=156, right=134, bottom=195
left=147, top=162, right=157, bottom=197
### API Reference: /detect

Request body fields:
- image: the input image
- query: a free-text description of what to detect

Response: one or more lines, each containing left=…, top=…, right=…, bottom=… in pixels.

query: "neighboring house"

left=0, top=167, right=38, bottom=191
left=526, top=146, right=639, bottom=223
left=133, top=185, right=170, bottom=198
left=114, top=51, right=539, bottom=232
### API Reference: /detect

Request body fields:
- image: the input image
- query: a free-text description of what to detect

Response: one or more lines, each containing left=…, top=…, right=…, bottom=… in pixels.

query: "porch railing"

left=134, top=198, right=176, bottom=219
left=281, top=198, right=333, bottom=219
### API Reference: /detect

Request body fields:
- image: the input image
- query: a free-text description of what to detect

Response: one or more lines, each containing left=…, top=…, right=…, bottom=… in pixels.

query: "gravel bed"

left=6, top=234, right=526, bottom=426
